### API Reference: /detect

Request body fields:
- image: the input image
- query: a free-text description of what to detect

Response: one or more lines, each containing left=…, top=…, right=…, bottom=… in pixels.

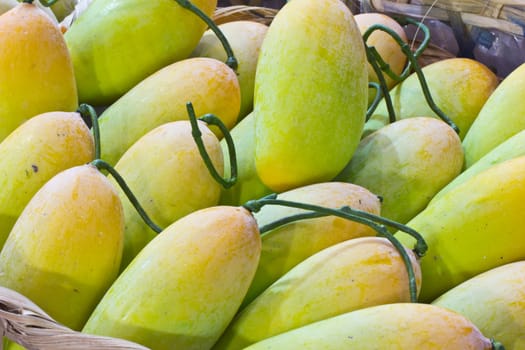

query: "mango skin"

left=397, top=155, right=525, bottom=302
left=192, top=21, right=268, bottom=121
left=244, top=303, right=493, bottom=350
left=64, top=0, right=217, bottom=105
left=219, top=112, right=272, bottom=206
left=0, top=111, right=94, bottom=248
left=241, top=181, right=381, bottom=307
left=112, top=120, right=224, bottom=270
left=463, top=62, right=525, bottom=167
left=336, top=117, right=463, bottom=225
left=0, top=2, right=78, bottom=142
left=82, top=206, right=261, bottom=350
left=364, top=58, right=499, bottom=139
left=254, top=0, right=367, bottom=192
left=214, top=237, right=421, bottom=350
left=0, top=164, right=124, bottom=331
left=98, top=57, right=240, bottom=166
left=433, top=261, right=525, bottom=350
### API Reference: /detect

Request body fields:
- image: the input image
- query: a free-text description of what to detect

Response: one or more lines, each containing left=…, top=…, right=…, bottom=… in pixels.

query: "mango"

left=0, top=111, right=94, bottom=248
left=192, top=20, right=268, bottom=121
left=463, top=62, right=525, bottom=167
left=0, top=164, right=124, bottom=330
left=243, top=303, right=494, bottom=349
left=0, top=2, right=78, bottom=142
left=254, top=0, right=367, bottom=192
left=364, top=57, right=499, bottom=139
left=433, top=261, right=525, bottom=349
left=397, top=155, right=525, bottom=302
left=242, top=181, right=381, bottom=307
left=336, top=117, right=463, bottom=225
left=82, top=206, right=261, bottom=350
left=112, top=120, right=224, bottom=270
left=97, top=57, right=240, bottom=166
left=214, top=237, right=421, bottom=350
left=64, top=0, right=217, bottom=105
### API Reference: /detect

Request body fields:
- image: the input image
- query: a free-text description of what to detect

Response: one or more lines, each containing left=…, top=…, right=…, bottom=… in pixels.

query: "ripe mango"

left=254, top=0, right=367, bottom=192
left=214, top=237, right=421, bottom=350
left=82, top=206, right=261, bottom=350
left=97, top=57, right=240, bottom=166
left=0, top=164, right=124, bottom=330
left=64, top=0, right=217, bottom=105
left=0, top=2, right=78, bottom=142
left=0, top=111, right=94, bottom=248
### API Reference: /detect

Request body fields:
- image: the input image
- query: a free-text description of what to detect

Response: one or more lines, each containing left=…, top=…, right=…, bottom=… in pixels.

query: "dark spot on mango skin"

left=31, top=164, right=38, bottom=173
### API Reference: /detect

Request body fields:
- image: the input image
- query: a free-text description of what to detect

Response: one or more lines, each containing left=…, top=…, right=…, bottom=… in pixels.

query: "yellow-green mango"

left=214, top=237, right=421, bottom=350
left=0, top=111, right=94, bottom=248
left=0, top=164, right=124, bottom=330
left=82, top=206, right=261, bottom=350
left=432, top=128, right=525, bottom=203
left=241, top=181, right=381, bottom=307
left=243, top=303, right=494, bottom=349
left=98, top=57, right=240, bottom=166
left=433, top=261, right=525, bottom=349
left=219, top=112, right=272, bottom=206
left=0, top=2, right=78, bottom=142
left=336, top=117, right=463, bottom=225
left=254, top=0, right=367, bottom=192
left=112, top=120, right=224, bottom=270
left=397, top=155, right=525, bottom=302
left=192, top=20, right=268, bottom=121
left=463, top=62, right=525, bottom=167
left=64, top=0, right=217, bottom=106
left=364, top=58, right=499, bottom=139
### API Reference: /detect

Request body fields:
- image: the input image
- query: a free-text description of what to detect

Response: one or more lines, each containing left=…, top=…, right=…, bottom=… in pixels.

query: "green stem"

left=91, top=159, right=163, bottom=234
left=243, top=194, right=425, bottom=302
left=366, top=81, right=383, bottom=121
left=186, top=102, right=237, bottom=189
left=491, top=339, right=506, bottom=350
left=77, top=104, right=101, bottom=160
left=23, top=0, right=58, bottom=5
left=259, top=211, right=327, bottom=234
left=366, top=48, right=397, bottom=123
left=174, top=0, right=238, bottom=71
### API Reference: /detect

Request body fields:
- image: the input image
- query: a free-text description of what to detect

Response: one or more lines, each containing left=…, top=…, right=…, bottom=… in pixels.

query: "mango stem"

left=77, top=104, right=101, bottom=160
left=366, top=81, right=383, bottom=121
left=186, top=102, right=237, bottom=189
left=491, top=339, right=506, bottom=350
left=174, top=0, right=238, bottom=71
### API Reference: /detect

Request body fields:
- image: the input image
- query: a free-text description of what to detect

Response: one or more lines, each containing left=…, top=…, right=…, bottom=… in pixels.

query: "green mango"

left=336, top=117, right=463, bottom=225
left=0, top=111, right=94, bottom=249
left=219, top=112, right=272, bottom=206
left=241, top=181, right=381, bottom=307
left=254, top=0, right=367, bottom=192
left=214, top=237, right=421, bottom=350
left=0, top=164, right=124, bottom=330
left=364, top=58, right=499, bottom=140
left=112, top=120, right=224, bottom=270
left=64, top=0, right=217, bottom=106
left=82, top=206, right=261, bottom=350
left=97, top=57, right=240, bottom=166
left=397, top=155, right=525, bottom=302
left=463, top=62, right=525, bottom=167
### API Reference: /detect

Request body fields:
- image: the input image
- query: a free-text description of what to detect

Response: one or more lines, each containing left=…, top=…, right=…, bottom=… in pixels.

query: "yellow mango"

left=0, top=111, right=94, bottom=248
left=243, top=303, right=495, bottom=349
left=241, top=181, right=381, bottom=307
left=0, top=2, right=78, bottom=142
left=336, top=117, right=463, bottom=225
left=112, top=120, right=224, bottom=270
left=192, top=20, right=268, bottom=121
left=0, top=164, right=124, bottom=330
left=254, top=0, right=367, bottom=192
left=364, top=58, right=499, bottom=139
left=397, top=155, right=525, bottom=302
left=82, top=206, right=261, bottom=350
left=433, top=261, right=525, bottom=349
left=214, top=237, right=421, bottom=350
left=463, top=62, right=525, bottom=167
left=98, top=57, right=240, bottom=166
left=64, top=0, right=217, bottom=105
